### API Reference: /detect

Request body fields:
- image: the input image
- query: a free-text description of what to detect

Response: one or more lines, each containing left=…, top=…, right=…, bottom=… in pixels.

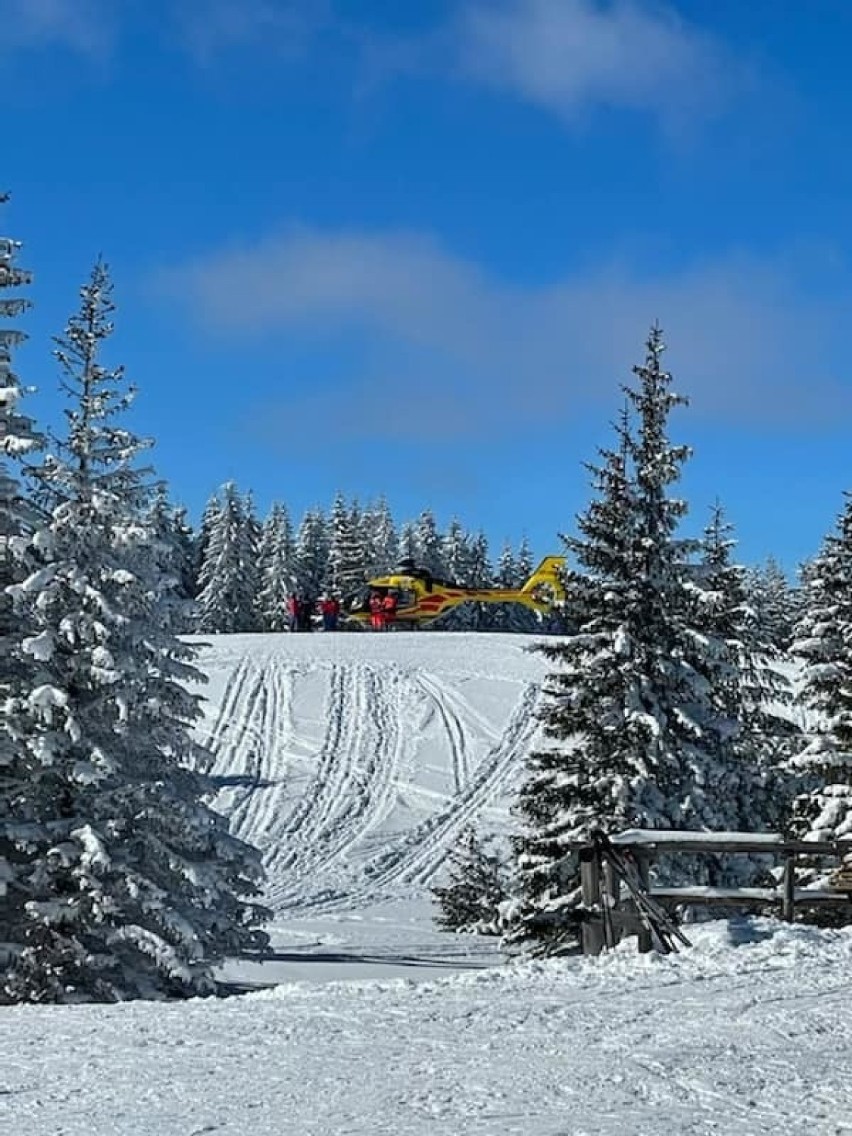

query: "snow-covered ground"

left=3, top=631, right=851, bottom=1135
left=198, top=631, right=546, bottom=985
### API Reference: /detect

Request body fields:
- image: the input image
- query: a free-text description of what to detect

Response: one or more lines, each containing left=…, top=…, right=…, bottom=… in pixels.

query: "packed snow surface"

left=3, top=632, right=851, bottom=1135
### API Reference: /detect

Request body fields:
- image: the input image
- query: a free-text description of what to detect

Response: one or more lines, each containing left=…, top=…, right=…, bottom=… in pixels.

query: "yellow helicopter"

left=343, top=555, right=566, bottom=628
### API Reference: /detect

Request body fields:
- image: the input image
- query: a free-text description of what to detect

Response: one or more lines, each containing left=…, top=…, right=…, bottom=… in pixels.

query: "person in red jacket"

left=381, top=590, right=398, bottom=630
left=320, top=595, right=341, bottom=631
left=286, top=593, right=301, bottom=633
left=369, top=591, right=384, bottom=631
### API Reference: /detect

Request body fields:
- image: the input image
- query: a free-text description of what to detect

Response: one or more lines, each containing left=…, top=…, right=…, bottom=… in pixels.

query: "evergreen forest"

left=5, top=200, right=852, bottom=995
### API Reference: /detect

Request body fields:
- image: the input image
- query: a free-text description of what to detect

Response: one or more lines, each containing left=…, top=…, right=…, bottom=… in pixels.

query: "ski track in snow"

left=362, top=683, right=540, bottom=895
left=194, top=636, right=544, bottom=917
left=4, top=636, right=851, bottom=1136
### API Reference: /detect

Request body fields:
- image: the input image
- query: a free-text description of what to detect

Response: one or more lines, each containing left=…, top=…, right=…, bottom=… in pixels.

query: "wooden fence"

left=572, top=829, right=852, bottom=955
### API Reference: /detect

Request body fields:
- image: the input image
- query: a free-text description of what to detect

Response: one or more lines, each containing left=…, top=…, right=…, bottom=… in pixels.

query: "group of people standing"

left=369, top=590, right=398, bottom=630
left=285, top=590, right=399, bottom=632
left=286, top=593, right=341, bottom=632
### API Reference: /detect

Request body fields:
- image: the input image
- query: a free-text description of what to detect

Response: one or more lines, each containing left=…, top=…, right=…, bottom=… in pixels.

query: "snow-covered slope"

left=5, top=919, right=852, bottom=1135
left=5, top=632, right=852, bottom=1135
left=189, top=631, right=548, bottom=982
left=194, top=631, right=546, bottom=913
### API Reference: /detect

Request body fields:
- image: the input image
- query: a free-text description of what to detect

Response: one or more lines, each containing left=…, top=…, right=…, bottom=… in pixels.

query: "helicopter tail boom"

left=519, top=555, right=566, bottom=602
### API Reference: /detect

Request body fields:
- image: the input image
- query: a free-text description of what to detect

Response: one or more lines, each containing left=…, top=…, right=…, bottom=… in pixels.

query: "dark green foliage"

left=432, top=827, right=509, bottom=934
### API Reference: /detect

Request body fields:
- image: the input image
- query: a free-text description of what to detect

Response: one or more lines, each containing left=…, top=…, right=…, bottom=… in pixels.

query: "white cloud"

left=159, top=225, right=851, bottom=446
left=0, top=0, right=113, bottom=56
left=454, top=0, right=740, bottom=126
left=171, top=0, right=333, bottom=61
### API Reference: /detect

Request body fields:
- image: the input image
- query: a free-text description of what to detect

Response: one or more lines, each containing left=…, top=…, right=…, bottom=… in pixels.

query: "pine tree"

left=397, top=521, right=416, bottom=564
left=0, top=199, right=39, bottom=657
left=788, top=493, right=852, bottom=847
left=144, top=485, right=196, bottom=633
left=170, top=505, right=198, bottom=605
left=467, top=531, right=494, bottom=629
left=195, top=482, right=257, bottom=633
left=294, top=508, right=328, bottom=602
left=193, top=490, right=221, bottom=602
left=255, top=501, right=294, bottom=631
left=435, top=519, right=472, bottom=630
left=515, top=536, right=534, bottom=584
left=745, top=556, right=798, bottom=652
left=488, top=538, right=532, bottom=633
left=0, top=198, right=44, bottom=976
left=326, top=492, right=368, bottom=598
left=364, top=496, right=397, bottom=576
left=242, top=490, right=262, bottom=617
left=413, top=509, right=444, bottom=576
left=442, top=519, right=471, bottom=583
left=4, top=264, right=269, bottom=1002
left=693, top=503, right=796, bottom=838
left=507, top=328, right=747, bottom=955
left=431, top=827, right=509, bottom=934
left=496, top=542, right=517, bottom=587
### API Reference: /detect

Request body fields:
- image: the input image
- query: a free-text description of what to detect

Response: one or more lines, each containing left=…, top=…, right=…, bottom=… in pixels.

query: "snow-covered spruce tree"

left=507, top=329, right=750, bottom=955
left=144, top=484, right=197, bottom=633
left=787, top=492, right=852, bottom=850
left=4, top=263, right=269, bottom=1002
left=397, top=521, right=416, bottom=564
left=195, top=482, right=258, bottom=633
left=413, top=509, right=444, bottom=576
left=431, top=827, right=510, bottom=934
left=294, top=507, right=328, bottom=601
left=744, top=556, right=799, bottom=653
left=515, top=536, right=533, bottom=584
left=242, top=490, right=262, bottom=610
left=170, top=504, right=198, bottom=605
left=442, top=518, right=471, bottom=583
left=363, top=496, right=397, bottom=576
left=466, top=531, right=496, bottom=629
left=505, top=410, right=638, bottom=954
left=193, top=490, right=221, bottom=601
left=0, top=199, right=44, bottom=973
left=255, top=501, right=294, bottom=631
left=492, top=537, right=540, bottom=632
left=496, top=541, right=517, bottom=588
left=433, top=519, right=474, bottom=630
left=326, top=492, right=368, bottom=598
left=693, top=503, right=797, bottom=837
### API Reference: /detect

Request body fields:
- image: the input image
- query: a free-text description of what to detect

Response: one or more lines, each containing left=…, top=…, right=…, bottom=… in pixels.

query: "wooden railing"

left=571, top=829, right=852, bottom=955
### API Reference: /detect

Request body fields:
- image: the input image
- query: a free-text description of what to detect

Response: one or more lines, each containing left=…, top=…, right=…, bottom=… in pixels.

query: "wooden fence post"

left=782, top=854, right=796, bottom=923
left=602, top=860, right=621, bottom=948
left=636, top=851, right=653, bottom=953
left=580, top=847, right=605, bottom=956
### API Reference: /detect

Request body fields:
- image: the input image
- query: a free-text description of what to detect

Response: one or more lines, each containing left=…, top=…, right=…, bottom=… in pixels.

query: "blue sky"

left=4, top=0, right=852, bottom=572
